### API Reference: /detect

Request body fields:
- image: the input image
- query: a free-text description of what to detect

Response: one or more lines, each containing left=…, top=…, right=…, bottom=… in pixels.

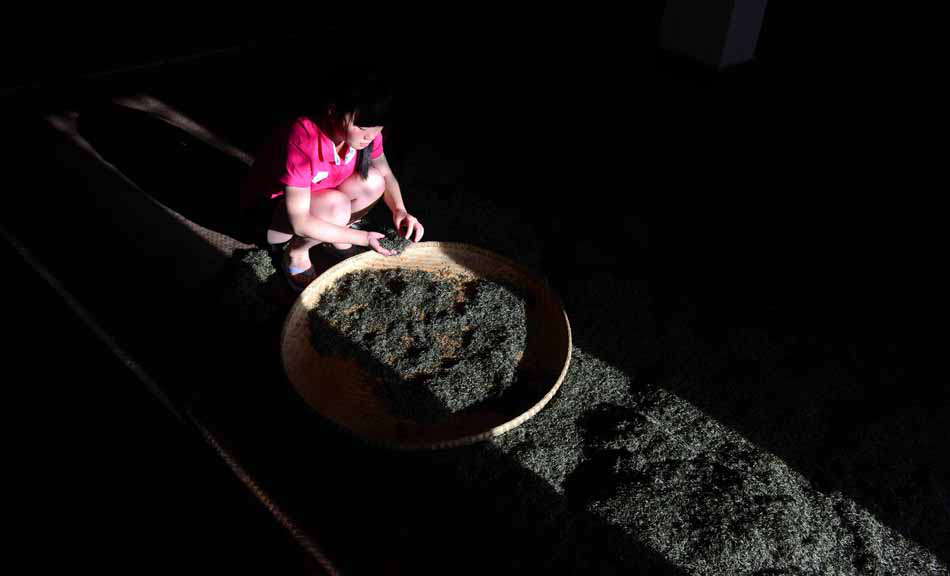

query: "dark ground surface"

left=3, top=6, right=948, bottom=574
left=2, top=237, right=319, bottom=574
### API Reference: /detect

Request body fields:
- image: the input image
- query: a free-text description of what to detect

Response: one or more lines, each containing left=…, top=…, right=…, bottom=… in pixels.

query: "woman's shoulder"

left=280, top=116, right=326, bottom=151
left=290, top=116, right=322, bottom=137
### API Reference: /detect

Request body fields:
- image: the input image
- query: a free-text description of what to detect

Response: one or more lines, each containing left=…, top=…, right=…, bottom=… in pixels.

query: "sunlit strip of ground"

left=449, top=346, right=947, bottom=575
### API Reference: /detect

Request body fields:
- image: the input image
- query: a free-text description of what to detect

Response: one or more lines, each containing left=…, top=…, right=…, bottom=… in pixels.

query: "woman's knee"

left=309, top=190, right=351, bottom=225
left=342, top=167, right=385, bottom=200
left=365, top=166, right=385, bottom=196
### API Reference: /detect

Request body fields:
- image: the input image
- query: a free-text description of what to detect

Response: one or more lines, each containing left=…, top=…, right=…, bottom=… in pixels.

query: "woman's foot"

left=283, top=241, right=317, bottom=292
left=332, top=243, right=353, bottom=249
left=284, top=266, right=316, bottom=292
left=287, top=238, right=315, bottom=272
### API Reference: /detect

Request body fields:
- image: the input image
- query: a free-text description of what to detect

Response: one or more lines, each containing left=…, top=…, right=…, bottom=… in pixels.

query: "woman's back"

left=239, top=118, right=298, bottom=233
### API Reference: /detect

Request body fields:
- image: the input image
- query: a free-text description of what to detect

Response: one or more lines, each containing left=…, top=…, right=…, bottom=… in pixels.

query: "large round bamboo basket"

left=280, top=242, right=572, bottom=450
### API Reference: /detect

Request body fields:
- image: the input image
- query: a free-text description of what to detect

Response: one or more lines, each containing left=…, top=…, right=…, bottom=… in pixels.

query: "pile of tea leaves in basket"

left=308, top=267, right=529, bottom=423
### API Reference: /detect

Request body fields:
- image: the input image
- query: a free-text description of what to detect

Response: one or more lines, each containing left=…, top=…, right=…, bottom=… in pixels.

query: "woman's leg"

left=267, top=167, right=385, bottom=246
left=268, top=167, right=383, bottom=272
left=338, top=166, right=386, bottom=223
left=311, top=190, right=354, bottom=250
left=267, top=190, right=354, bottom=271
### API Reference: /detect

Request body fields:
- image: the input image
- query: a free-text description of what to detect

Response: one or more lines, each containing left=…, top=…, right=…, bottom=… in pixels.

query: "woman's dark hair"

left=316, top=71, right=393, bottom=180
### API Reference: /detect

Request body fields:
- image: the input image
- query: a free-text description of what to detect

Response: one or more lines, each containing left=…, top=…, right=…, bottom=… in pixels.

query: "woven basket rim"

left=280, top=241, right=572, bottom=450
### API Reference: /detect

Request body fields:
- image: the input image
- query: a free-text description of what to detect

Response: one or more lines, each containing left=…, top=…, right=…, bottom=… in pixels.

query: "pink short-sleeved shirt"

left=278, top=117, right=384, bottom=198
left=243, top=116, right=385, bottom=205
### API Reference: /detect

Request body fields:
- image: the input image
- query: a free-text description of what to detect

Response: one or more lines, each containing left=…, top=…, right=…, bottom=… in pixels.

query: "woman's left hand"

left=393, top=209, right=425, bottom=242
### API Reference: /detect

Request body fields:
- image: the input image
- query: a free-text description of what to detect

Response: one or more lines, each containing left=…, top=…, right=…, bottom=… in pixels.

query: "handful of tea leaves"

left=378, top=226, right=413, bottom=255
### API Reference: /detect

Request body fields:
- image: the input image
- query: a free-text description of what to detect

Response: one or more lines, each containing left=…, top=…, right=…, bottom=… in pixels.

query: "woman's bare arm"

left=283, top=186, right=370, bottom=246
left=371, top=154, right=406, bottom=213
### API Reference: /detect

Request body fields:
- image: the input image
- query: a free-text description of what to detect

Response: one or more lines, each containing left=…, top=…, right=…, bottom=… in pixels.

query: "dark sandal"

left=282, top=243, right=317, bottom=293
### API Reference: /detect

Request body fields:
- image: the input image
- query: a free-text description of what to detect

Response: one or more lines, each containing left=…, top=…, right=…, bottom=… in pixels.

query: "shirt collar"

left=314, top=122, right=356, bottom=165
left=335, top=143, right=357, bottom=165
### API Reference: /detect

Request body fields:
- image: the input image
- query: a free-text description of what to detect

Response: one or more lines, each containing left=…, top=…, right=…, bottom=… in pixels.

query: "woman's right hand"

left=366, top=231, right=397, bottom=257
